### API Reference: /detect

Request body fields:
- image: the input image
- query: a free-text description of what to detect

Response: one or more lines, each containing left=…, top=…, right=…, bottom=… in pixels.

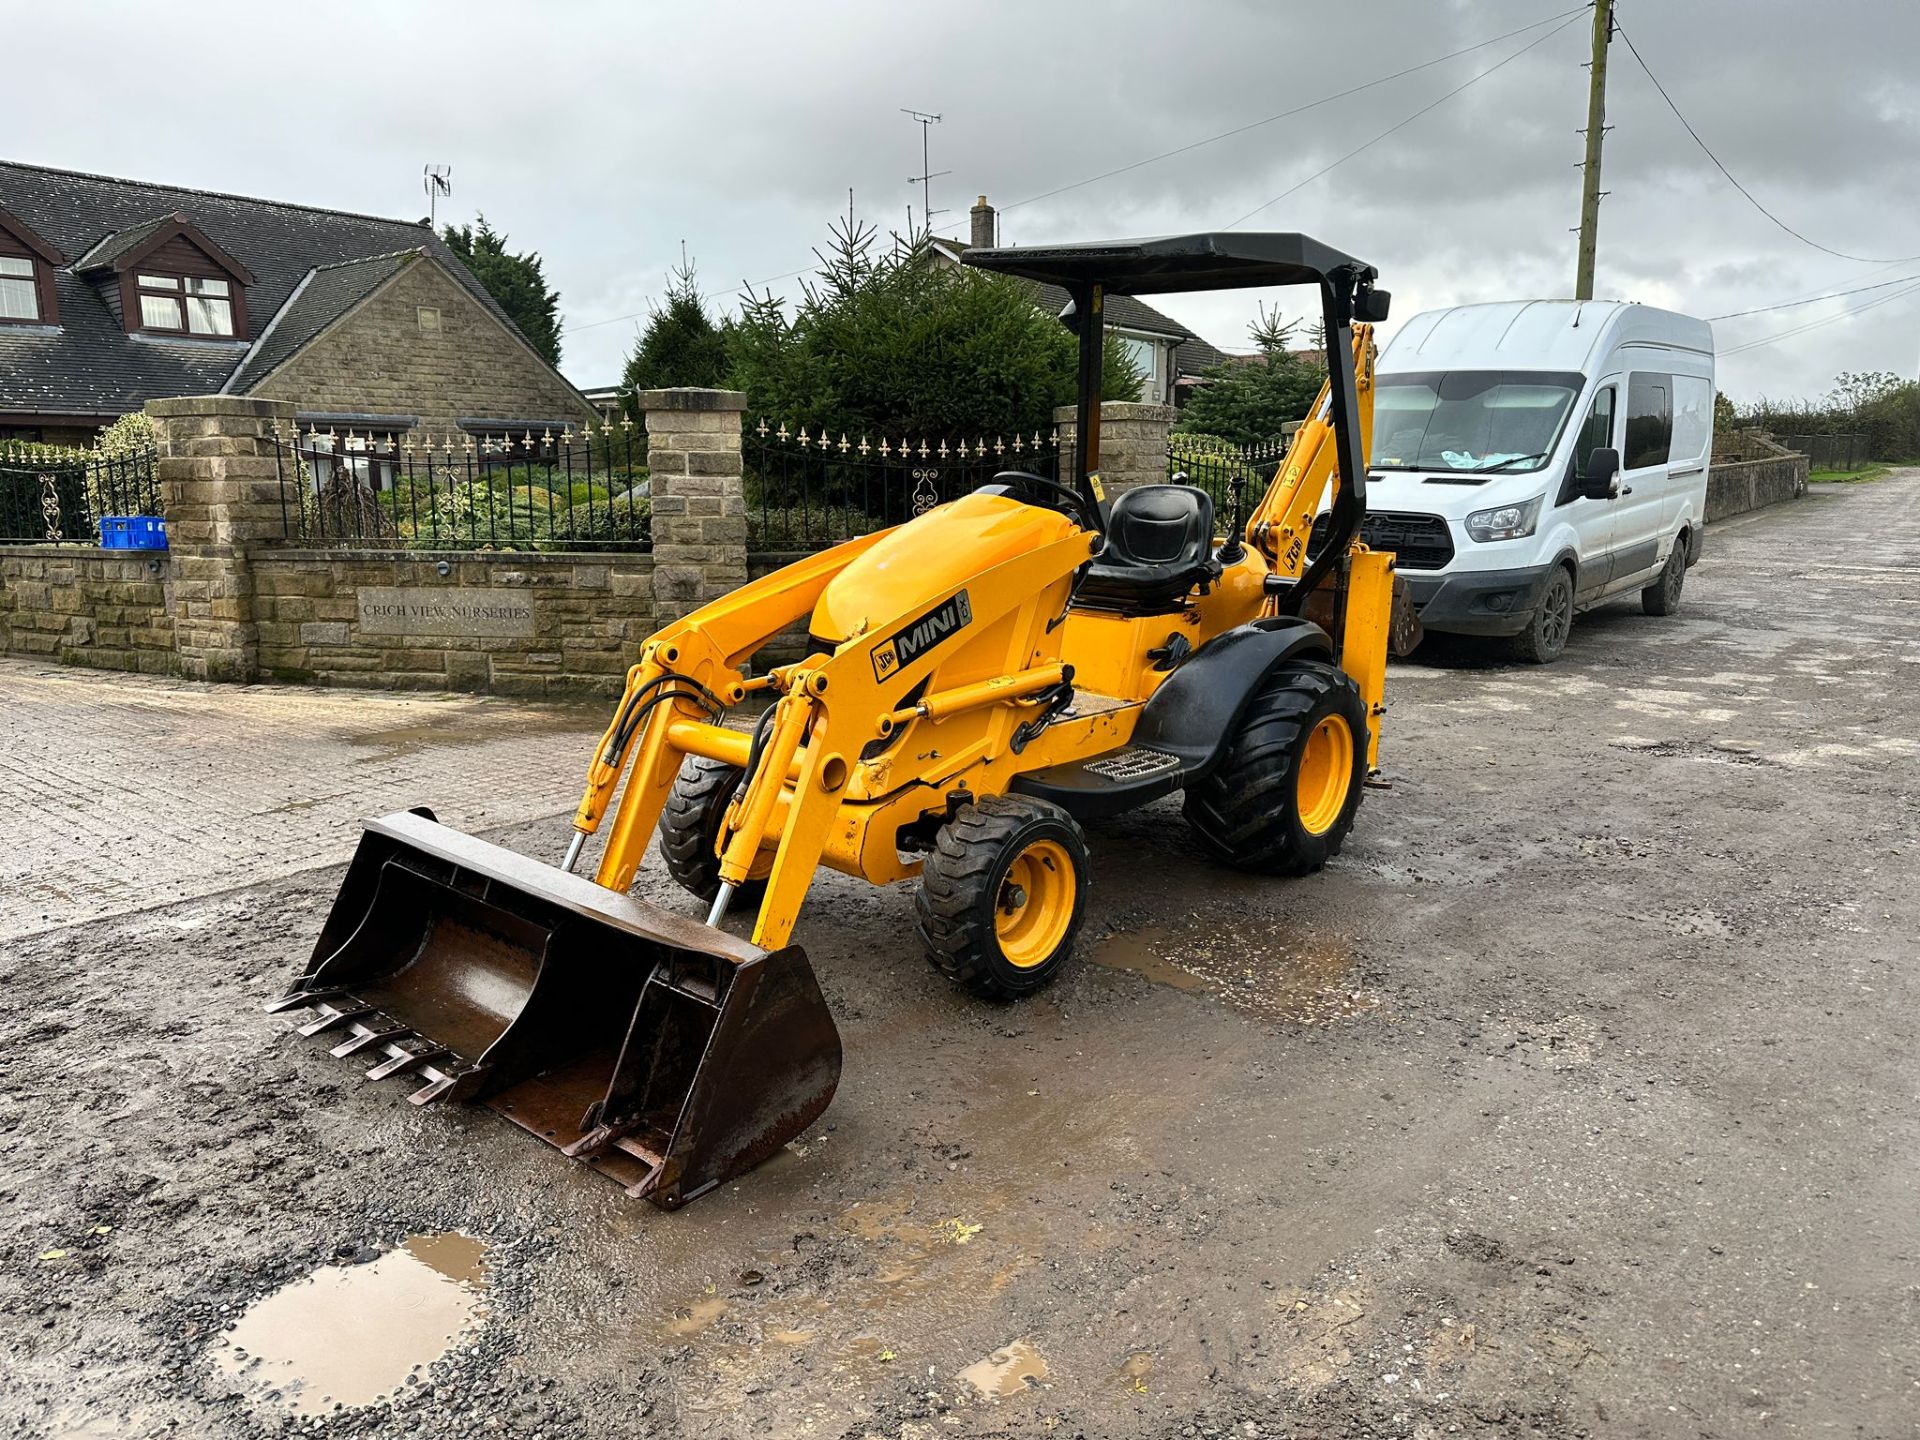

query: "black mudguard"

left=1129, top=617, right=1333, bottom=781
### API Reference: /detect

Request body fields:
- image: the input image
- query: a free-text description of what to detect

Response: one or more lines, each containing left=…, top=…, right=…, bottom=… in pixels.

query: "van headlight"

left=1465, top=495, right=1544, bottom=543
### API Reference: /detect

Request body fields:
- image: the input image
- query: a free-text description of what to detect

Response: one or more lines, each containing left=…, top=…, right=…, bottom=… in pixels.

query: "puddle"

left=664, top=1296, right=729, bottom=1337
left=1089, top=924, right=1379, bottom=1024
left=959, top=1338, right=1050, bottom=1398
left=212, top=1232, right=488, bottom=1416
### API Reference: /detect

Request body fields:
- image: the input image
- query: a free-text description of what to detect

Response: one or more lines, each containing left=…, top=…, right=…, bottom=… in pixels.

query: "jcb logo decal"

left=872, top=589, right=973, bottom=684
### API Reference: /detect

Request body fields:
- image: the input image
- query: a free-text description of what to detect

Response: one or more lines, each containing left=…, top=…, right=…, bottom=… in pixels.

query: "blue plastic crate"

left=100, top=516, right=168, bottom=551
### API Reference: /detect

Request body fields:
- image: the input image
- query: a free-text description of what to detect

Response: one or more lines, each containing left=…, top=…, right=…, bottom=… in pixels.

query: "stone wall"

left=246, top=254, right=596, bottom=437
left=0, top=547, right=174, bottom=672
left=251, top=550, right=654, bottom=697
left=1707, top=455, right=1809, bottom=523
left=1054, top=401, right=1176, bottom=497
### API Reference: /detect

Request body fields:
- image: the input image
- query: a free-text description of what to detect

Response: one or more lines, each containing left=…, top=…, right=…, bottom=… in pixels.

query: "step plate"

left=1080, top=746, right=1183, bottom=782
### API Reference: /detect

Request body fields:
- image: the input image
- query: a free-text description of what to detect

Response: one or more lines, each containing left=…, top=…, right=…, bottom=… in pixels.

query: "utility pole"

left=901, top=109, right=948, bottom=237
left=1574, top=0, right=1614, bottom=300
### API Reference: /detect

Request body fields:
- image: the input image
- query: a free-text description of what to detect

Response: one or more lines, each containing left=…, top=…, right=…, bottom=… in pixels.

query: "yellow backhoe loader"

left=273, top=233, right=1408, bottom=1208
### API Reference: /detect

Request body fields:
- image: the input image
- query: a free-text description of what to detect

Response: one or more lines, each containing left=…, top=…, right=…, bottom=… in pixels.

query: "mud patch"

left=1090, top=923, right=1380, bottom=1024
left=210, top=1232, right=488, bottom=1416
left=959, top=1338, right=1049, bottom=1398
left=1611, top=737, right=1778, bottom=766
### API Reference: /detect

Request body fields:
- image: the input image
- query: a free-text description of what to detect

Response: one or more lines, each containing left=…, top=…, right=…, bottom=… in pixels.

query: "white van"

left=1359, top=300, right=1716, bottom=662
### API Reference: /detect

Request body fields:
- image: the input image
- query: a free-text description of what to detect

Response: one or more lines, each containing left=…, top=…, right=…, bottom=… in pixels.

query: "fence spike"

left=838, top=432, right=849, bottom=454
left=918, top=439, right=929, bottom=459
left=1011, top=434, right=1024, bottom=453
left=858, top=435, right=870, bottom=456
left=756, top=418, right=769, bottom=437
left=777, top=422, right=790, bottom=443
left=938, top=439, right=949, bottom=460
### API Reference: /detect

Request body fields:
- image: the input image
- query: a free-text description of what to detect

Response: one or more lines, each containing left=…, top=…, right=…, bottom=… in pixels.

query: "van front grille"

left=1308, top=511, right=1455, bottom=570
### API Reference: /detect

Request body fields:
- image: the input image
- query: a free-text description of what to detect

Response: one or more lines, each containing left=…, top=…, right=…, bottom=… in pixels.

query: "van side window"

left=1624, top=373, right=1672, bottom=469
left=1561, top=385, right=1615, bottom=504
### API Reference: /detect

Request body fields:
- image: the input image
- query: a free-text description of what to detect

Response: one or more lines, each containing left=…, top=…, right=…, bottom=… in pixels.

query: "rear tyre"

left=1510, top=564, right=1574, bottom=664
left=1642, top=542, right=1686, bottom=616
left=1183, top=660, right=1369, bottom=876
left=658, top=754, right=768, bottom=905
left=916, top=795, right=1090, bottom=999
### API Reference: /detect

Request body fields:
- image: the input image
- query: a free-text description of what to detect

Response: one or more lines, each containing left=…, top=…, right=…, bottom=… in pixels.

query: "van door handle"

left=1670, top=465, right=1704, bottom=478
left=1619, top=486, right=1633, bottom=497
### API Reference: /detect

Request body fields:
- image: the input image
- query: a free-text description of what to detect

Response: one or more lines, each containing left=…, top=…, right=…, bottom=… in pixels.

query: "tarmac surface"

left=2, top=474, right=1916, bottom=1439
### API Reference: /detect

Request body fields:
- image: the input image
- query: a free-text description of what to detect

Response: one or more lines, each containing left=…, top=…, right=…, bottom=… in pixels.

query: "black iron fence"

left=1776, top=432, right=1869, bottom=472
left=0, top=443, right=161, bottom=545
left=746, top=421, right=1060, bottom=551
left=269, top=423, right=652, bottom=550
left=1166, top=433, right=1292, bottom=525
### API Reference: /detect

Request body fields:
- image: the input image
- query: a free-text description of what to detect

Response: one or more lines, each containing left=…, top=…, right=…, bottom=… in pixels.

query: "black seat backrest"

left=1106, top=484, right=1213, bottom=569
left=1073, top=484, right=1216, bottom=616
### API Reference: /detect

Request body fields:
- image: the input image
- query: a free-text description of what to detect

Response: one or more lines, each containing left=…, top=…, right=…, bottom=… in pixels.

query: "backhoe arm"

left=1244, top=323, right=1376, bottom=582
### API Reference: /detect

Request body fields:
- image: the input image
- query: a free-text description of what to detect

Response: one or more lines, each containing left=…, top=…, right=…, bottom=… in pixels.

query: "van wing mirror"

left=1580, top=446, right=1621, bottom=500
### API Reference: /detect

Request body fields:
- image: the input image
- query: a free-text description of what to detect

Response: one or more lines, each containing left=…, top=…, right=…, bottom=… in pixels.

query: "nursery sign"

left=356, top=587, right=536, bottom=638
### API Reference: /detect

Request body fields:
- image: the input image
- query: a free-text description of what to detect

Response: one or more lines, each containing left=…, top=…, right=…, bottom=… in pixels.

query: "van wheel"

left=1642, top=544, right=1685, bottom=616
left=1511, top=565, right=1574, bottom=664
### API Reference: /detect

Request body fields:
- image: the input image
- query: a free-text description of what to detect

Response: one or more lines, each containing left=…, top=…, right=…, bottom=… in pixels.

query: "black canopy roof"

left=962, top=232, right=1371, bottom=295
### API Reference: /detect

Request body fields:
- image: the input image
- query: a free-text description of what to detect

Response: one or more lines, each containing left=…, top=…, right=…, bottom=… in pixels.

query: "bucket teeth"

left=409, top=1074, right=460, bottom=1106
left=298, top=1004, right=374, bottom=1037
left=264, top=989, right=342, bottom=1016
left=330, top=1024, right=410, bottom=1059
left=365, top=1044, right=448, bottom=1081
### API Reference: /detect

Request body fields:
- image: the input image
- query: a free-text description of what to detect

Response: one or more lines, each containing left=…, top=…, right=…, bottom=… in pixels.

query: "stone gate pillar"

left=1053, top=400, right=1176, bottom=500
left=146, top=395, right=296, bottom=682
left=641, top=389, right=750, bottom=623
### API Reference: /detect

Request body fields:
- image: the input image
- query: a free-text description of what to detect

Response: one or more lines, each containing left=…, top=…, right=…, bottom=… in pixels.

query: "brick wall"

left=251, top=550, right=655, bottom=697
left=0, top=547, right=175, bottom=672
left=247, top=255, right=596, bottom=437
left=1054, top=401, right=1176, bottom=497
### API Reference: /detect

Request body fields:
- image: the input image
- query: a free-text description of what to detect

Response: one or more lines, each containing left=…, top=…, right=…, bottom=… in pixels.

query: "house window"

left=136, top=274, right=235, bottom=336
left=1119, top=336, right=1159, bottom=399
left=299, top=430, right=405, bottom=493
left=0, top=256, right=40, bottom=321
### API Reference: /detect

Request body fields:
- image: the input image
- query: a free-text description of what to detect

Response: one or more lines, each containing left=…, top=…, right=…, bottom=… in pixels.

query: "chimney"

left=969, top=195, right=996, bottom=250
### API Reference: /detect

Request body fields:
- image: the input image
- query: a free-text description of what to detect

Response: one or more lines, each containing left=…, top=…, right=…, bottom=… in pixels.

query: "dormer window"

left=0, top=257, right=39, bottom=321
left=136, top=273, right=235, bottom=336
left=0, top=205, right=62, bottom=326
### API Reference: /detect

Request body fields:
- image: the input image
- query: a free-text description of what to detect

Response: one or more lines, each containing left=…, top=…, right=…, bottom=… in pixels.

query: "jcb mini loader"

left=274, top=232, right=1406, bottom=1208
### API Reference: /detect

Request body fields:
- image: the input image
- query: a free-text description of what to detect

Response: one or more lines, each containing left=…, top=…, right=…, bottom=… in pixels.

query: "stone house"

left=0, top=159, right=594, bottom=453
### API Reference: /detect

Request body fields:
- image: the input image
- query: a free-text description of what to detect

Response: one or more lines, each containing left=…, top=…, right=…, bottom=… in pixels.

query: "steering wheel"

left=981, top=470, right=1095, bottom=529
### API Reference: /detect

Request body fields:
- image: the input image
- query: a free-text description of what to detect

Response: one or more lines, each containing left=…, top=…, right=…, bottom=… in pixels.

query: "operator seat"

left=1074, top=483, right=1217, bottom=615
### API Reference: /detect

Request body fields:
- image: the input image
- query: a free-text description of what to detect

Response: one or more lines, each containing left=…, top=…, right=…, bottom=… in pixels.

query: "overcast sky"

left=9, top=1, right=1918, bottom=404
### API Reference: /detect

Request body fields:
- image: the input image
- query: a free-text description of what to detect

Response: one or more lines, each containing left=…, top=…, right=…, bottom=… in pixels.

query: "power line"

left=1709, top=272, right=1920, bottom=322
left=1717, top=278, right=1920, bottom=357
left=563, top=9, right=1594, bottom=337
left=1224, top=10, right=1587, bottom=228
left=1000, top=4, right=1591, bottom=215
left=1615, top=18, right=1920, bottom=266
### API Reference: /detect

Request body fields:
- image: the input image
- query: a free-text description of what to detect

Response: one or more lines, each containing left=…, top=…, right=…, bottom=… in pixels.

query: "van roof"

left=1379, top=300, right=1713, bottom=374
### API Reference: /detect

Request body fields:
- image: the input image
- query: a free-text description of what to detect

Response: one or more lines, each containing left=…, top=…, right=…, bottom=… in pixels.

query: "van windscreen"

left=1372, top=370, right=1584, bottom=476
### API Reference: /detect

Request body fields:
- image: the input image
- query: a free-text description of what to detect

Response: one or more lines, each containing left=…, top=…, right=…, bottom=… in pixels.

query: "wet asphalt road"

left=2, top=474, right=1916, bottom=1439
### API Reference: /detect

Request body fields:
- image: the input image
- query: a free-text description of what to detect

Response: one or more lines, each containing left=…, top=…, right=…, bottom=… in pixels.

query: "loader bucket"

left=270, top=809, right=841, bottom=1209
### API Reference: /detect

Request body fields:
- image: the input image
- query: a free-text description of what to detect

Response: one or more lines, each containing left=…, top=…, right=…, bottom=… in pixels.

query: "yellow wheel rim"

left=1296, top=714, right=1355, bottom=836
left=994, top=839, right=1076, bottom=969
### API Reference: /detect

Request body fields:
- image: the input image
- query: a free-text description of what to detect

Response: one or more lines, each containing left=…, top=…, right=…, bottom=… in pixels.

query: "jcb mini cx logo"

left=872, top=589, right=973, bottom=684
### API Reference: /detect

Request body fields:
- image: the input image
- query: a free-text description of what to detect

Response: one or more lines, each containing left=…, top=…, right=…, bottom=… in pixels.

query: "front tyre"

left=1511, top=564, right=1574, bottom=664
left=658, top=754, right=770, bottom=904
left=916, top=795, right=1090, bottom=999
left=1183, top=659, right=1369, bottom=876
